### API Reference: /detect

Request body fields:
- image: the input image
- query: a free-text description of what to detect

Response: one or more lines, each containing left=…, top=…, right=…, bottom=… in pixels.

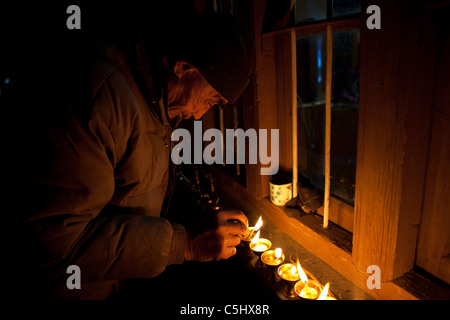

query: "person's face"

left=167, top=61, right=228, bottom=120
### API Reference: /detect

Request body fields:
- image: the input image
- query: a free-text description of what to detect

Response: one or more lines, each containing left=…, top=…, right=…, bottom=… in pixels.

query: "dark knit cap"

left=160, top=12, right=252, bottom=104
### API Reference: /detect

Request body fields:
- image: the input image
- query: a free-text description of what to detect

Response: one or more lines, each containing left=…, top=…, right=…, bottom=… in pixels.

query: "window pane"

left=295, top=0, right=361, bottom=23
left=332, top=0, right=361, bottom=18
left=297, top=28, right=360, bottom=206
left=296, top=33, right=327, bottom=191
left=295, top=0, right=327, bottom=24
left=330, top=28, right=360, bottom=205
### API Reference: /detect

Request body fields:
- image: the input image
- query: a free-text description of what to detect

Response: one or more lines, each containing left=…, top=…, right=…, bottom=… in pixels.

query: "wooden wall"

left=354, top=0, right=444, bottom=282
left=242, top=0, right=279, bottom=199
left=416, top=7, right=450, bottom=284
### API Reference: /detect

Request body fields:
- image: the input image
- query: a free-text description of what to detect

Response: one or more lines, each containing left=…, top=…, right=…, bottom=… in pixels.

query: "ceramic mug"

left=270, top=177, right=293, bottom=206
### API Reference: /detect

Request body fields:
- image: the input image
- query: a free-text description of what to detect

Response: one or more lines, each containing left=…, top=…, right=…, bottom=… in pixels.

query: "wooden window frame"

left=294, top=19, right=360, bottom=231
left=262, top=13, right=361, bottom=233
left=234, top=0, right=442, bottom=298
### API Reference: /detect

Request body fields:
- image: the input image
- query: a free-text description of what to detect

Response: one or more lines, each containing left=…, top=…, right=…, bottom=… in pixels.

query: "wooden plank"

left=241, top=0, right=278, bottom=199
left=354, top=5, right=404, bottom=279
left=291, top=30, right=298, bottom=198
left=353, top=0, right=438, bottom=282
left=323, top=24, right=332, bottom=228
left=274, top=33, right=293, bottom=176
left=415, top=112, right=450, bottom=283
left=393, top=269, right=450, bottom=300
left=219, top=106, right=225, bottom=167
left=251, top=0, right=278, bottom=198
left=242, top=74, right=261, bottom=195
left=416, top=12, right=450, bottom=283
left=317, top=197, right=354, bottom=233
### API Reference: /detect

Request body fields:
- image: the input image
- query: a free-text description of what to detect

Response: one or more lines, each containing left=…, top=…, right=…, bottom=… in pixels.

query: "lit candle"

left=253, top=216, right=263, bottom=231
left=241, top=216, right=263, bottom=242
left=296, top=280, right=322, bottom=300
left=249, top=230, right=271, bottom=254
left=294, top=260, right=322, bottom=300
left=277, top=262, right=301, bottom=298
left=261, top=248, right=285, bottom=267
left=296, top=259, right=308, bottom=283
left=317, top=282, right=336, bottom=300
left=277, top=263, right=300, bottom=282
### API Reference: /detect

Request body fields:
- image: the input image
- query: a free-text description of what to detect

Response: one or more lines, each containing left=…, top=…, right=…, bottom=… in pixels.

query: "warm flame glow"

left=296, top=259, right=308, bottom=283
left=251, top=230, right=261, bottom=245
left=275, top=248, right=282, bottom=259
left=290, top=265, right=297, bottom=276
left=318, top=282, right=330, bottom=300
left=254, top=216, right=263, bottom=231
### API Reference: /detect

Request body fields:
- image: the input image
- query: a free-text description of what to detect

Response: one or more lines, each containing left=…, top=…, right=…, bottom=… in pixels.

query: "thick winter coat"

left=16, top=37, right=185, bottom=299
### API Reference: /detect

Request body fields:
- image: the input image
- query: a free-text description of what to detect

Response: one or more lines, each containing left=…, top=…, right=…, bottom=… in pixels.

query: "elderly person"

left=12, top=11, right=252, bottom=299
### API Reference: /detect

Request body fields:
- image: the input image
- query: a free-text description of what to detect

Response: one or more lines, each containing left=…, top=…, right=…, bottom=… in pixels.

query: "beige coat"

left=18, top=38, right=185, bottom=299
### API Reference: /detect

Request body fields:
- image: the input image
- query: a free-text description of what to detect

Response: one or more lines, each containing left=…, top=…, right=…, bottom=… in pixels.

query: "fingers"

left=225, top=221, right=249, bottom=238
left=217, top=210, right=250, bottom=237
left=218, top=210, right=249, bottom=227
left=216, top=233, right=239, bottom=260
left=216, top=228, right=242, bottom=260
left=186, top=210, right=251, bottom=262
left=221, top=246, right=237, bottom=260
left=224, top=232, right=241, bottom=247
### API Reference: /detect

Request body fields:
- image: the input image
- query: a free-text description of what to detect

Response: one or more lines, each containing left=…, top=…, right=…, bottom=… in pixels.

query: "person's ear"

left=173, top=61, right=195, bottom=78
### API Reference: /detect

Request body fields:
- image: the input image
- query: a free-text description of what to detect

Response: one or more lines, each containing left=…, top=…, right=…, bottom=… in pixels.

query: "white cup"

left=270, top=177, right=293, bottom=206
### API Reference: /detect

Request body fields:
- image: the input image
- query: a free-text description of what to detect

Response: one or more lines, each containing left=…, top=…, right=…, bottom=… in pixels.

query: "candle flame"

left=251, top=230, right=260, bottom=245
left=296, top=259, right=308, bottom=283
left=290, top=265, right=297, bottom=276
left=318, top=282, right=330, bottom=300
left=275, top=248, right=282, bottom=259
left=254, top=216, right=263, bottom=231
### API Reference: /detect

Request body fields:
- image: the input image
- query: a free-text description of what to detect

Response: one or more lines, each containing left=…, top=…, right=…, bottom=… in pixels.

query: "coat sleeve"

left=23, top=64, right=185, bottom=288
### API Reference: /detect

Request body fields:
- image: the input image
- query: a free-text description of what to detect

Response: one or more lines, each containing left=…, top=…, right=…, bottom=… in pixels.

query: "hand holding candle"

left=185, top=210, right=249, bottom=261
left=240, top=216, right=263, bottom=241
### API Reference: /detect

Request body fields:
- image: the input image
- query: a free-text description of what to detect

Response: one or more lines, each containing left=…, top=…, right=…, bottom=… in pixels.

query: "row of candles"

left=241, top=217, right=336, bottom=300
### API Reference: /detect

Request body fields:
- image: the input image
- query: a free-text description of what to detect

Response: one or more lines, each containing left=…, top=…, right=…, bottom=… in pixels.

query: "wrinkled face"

left=167, top=61, right=228, bottom=120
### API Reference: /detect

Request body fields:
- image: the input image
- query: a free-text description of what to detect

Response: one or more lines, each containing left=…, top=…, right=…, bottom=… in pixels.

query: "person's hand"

left=185, top=210, right=250, bottom=262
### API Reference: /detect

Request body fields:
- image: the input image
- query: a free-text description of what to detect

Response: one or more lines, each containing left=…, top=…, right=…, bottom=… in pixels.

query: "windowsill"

left=167, top=165, right=449, bottom=299
left=210, top=167, right=450, bottom=300
left=212, top=169, right=367, bottom=300
left=230, top=205, right=370, bottom=300
left=275, top=201, right=353, bottom=255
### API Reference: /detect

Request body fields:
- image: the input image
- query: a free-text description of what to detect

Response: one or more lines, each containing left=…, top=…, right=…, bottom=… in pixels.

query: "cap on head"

left=161, top=12, right=252, bottom=104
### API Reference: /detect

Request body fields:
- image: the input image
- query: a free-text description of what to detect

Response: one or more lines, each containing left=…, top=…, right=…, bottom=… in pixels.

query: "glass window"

left=330, top=28, right=360, bottom=205
left=295, top=0, right=327, bottom=24
left=297, top=28, right=360, bottom=206
left=295, top=0, right=361, bottom=24
left=332, top=0, right=361, bottom=18
left=296, top=33, right=326, bottom=190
